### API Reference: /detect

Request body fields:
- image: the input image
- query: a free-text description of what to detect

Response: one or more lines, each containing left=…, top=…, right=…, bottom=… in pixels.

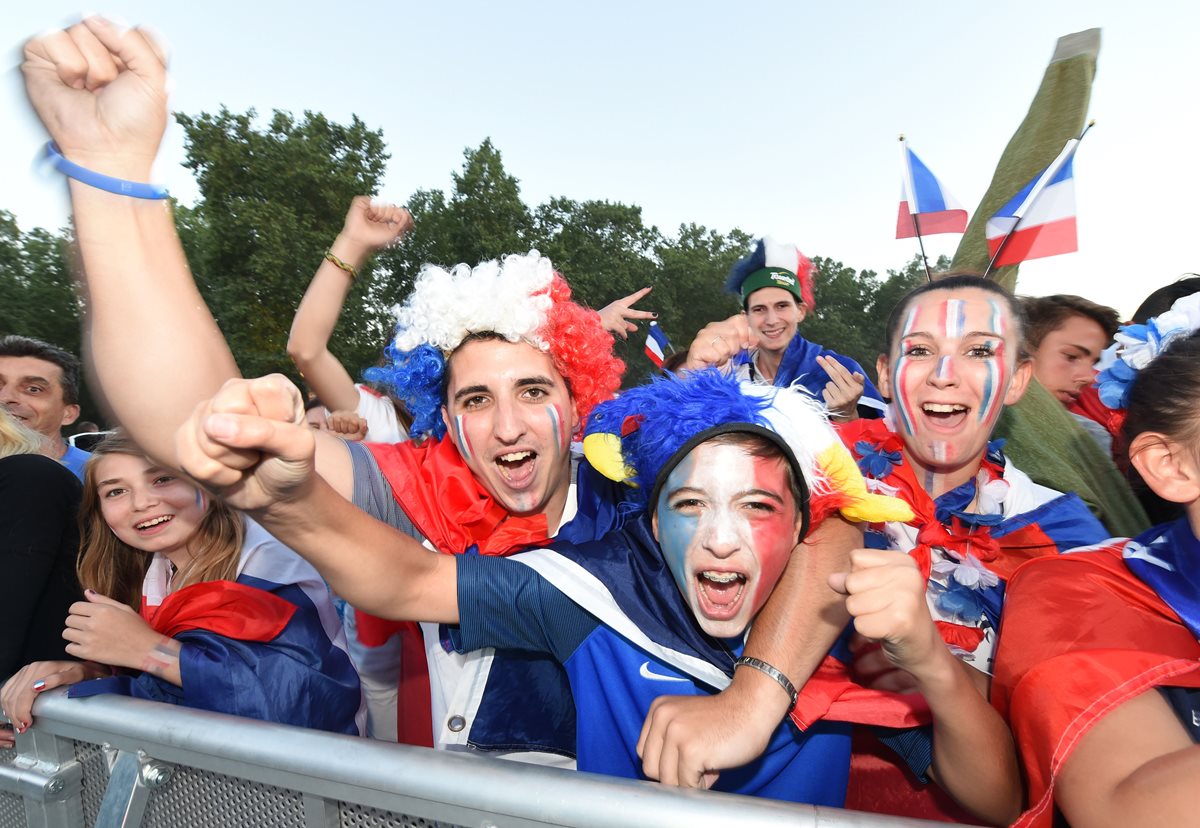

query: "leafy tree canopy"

left=2, top=107, right=948, bottom=407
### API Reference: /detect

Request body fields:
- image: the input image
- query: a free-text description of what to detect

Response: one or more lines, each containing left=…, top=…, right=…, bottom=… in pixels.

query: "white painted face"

left=651, top=440, right=801, bottom=639
left=878, top=287, right=1031, bottom=490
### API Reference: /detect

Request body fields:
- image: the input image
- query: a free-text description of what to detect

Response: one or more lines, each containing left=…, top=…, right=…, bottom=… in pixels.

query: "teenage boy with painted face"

left=19, top=18, right=860, bottom=771
left=177, top=369, right=911, bottom=803
left=175, top=367, right=1037, bottom=814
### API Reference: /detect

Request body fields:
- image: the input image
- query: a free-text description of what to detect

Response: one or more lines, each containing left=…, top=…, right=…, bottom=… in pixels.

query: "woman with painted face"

left=993, top=319, right=1200, bottom=828
left=0, top=431, right=363, bottom=743
left=833, top=274, right=1110, bottom=822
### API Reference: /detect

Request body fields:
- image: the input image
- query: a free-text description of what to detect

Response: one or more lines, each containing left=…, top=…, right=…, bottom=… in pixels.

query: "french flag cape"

left=835, top=418, right=1109, bottom=822
left=69, top=521, right=363, bottom=735
left=985, top=140, right=1079, bottom=268
left=359, top=437, right=635, bottom=750
left=735, top=334, right=887, bottom=417
left=644, top=322, right=670, bottom=368
left=519, top=505, right=927, bottom=734
left=896, top=144, right=968, bottom=238
left=993, top=519, right=1200, bottom=828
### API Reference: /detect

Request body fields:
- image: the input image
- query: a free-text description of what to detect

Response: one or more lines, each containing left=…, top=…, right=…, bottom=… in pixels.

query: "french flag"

left=896, top=141, right=968, bottom=238
left=985, top=139, right=1079, bottom=268
left=644, top=321, right=671, bottom=368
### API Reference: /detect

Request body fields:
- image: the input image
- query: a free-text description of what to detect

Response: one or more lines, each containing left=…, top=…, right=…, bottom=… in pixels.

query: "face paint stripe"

left=902, top=306, right=918, bottom=337
left=944, top=299, right=965, bottom=339
left=454, top=413, right=473, bottom=461
left=980, top=359, right=996, bottom=422
left=935, top=355, right=951, bottom=381
left=546, top=404, right=564, bottom=459
left=931, top=441, right=946, bottom=463
left=892, top=354, right=915, bottom=435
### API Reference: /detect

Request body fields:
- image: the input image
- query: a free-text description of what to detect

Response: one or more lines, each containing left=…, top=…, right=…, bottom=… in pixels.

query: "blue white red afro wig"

left=582, top=370, right=913, bottom=531
left=365, top=251, right=624, bottom=440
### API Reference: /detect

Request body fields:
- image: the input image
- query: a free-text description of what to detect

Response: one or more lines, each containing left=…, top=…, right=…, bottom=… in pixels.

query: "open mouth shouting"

left=494, top=449, right=539, bottom=489
left=695, top=569, right=749, bottom=621
left=920, top=402, right=971, bottom=432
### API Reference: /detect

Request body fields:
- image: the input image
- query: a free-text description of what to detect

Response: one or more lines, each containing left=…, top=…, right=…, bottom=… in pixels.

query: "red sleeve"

left=993, top=548, right=1200, bottom=827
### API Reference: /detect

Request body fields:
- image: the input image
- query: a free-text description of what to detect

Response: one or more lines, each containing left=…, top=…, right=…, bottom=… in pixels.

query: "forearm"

left=740, top=516, right=857, bottom=717
left=70, top=180, right=238, bottom=466
left=919, top=656, right=1021, bottom=826
left=132, top=637, right=183, bottom=687
left=287, top=234, right=371, bottom=412
left=251, top=476, right=457, bottom=623
left=1092, top=747, right=1200, bottom=827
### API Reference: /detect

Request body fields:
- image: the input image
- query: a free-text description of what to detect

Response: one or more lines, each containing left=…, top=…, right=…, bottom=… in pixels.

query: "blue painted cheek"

left=656, top=494, right=696, bottom=595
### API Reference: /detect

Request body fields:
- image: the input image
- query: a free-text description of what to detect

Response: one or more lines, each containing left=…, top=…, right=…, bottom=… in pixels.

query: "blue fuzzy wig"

left=724, top=240, right=769, bottom=296
left=584, top=370, right=775, bottom=506
left=363, top=343, right=447, bottom=440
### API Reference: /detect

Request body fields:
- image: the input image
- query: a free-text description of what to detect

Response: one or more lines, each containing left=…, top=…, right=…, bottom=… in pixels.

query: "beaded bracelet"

left=324, top=249, right=358, bottom=281
left=734, top=655, right=799, bottom=708
left=43, top=142, right=168, bottom=199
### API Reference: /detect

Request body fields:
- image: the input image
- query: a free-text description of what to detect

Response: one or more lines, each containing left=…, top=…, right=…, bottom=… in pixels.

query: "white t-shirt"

left=354, top=384, right=407, bottom=444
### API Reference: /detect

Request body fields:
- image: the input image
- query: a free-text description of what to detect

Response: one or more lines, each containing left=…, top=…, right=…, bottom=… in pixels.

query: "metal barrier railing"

left=1, top=690, right=943, bottom=828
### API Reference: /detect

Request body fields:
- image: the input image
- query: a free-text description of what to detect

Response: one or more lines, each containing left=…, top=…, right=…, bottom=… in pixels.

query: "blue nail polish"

left=32, top=680, right=46, bottom=691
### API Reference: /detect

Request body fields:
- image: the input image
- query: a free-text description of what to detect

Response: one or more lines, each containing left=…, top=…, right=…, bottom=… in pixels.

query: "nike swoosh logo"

left=639, top=661, right=689, bottom=682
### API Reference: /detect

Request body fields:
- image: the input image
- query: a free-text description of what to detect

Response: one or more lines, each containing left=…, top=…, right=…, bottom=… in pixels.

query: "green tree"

left=645, top=224, right=749, bottom=376
left=175, top=107, right=390, bottom=381
left=803, top=253, right=942, bottom=382
left=0, top=210, right=107, bottom=422
left=803, top=257, right=883, bottom=374
left=0, top=211, right=80, bottom=354
left=373, top=140, right=534, bottom=353
left=448, top=139, right=532, bottom=264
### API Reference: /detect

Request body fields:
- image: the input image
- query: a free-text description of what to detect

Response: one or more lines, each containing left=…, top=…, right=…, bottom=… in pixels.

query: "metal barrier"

left=1, top=690, right=946, bottom=828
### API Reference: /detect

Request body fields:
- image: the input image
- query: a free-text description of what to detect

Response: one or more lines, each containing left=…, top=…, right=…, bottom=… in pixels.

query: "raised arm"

left=22, top=19, right=353, bottom=495
left=175, top=373, right=460, bottom=622
left=22, top=20, right=229, bottom=463
left=638, top=514, right=857, bottom=787
left=834, top=548, right=1021, bottom=826
left=287, top=197, right=412, bottom=411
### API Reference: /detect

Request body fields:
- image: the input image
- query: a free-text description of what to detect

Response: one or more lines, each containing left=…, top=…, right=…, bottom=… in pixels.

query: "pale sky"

left=3, top=2, right=1197, bottom=318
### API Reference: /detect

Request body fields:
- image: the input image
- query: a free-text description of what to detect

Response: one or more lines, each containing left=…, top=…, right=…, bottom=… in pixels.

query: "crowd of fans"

left=3, top=16, right=1199, bottom=828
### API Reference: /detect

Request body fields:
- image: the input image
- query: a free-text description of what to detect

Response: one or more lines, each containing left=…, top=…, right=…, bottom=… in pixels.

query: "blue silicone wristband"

left=44, top=141, right=168, bottom=200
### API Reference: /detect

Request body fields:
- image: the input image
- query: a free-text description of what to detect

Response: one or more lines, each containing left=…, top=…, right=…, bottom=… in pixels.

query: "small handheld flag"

left=896, top=139, right=969, bottom=239
left=984, top=136, right=1082, bottom=271
left=644, top=321, right=672, bottom=368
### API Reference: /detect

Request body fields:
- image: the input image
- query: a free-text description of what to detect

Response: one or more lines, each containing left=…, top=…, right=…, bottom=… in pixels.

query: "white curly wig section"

left=389, top=250, right=556, bottom=354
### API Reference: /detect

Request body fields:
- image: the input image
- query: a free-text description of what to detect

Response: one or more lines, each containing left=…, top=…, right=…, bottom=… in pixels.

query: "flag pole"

left=982, top=121, right=1095, bottom=280
left=900, top=134, right=934, bottom=282
left=913, top=213, right=934, bottom=282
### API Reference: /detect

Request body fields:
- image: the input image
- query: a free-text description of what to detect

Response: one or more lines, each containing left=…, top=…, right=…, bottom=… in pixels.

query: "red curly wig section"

left=540, top=275, right=624, bottom=434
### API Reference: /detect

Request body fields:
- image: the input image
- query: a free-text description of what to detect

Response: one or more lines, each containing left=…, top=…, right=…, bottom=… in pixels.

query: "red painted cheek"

left=748, top=458, right=796, bottom=605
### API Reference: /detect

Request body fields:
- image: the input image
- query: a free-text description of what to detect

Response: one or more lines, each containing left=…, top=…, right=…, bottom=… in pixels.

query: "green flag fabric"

left=951, top=28, right=1099, bottom=290
left=997, top=380, right=1148, bottom=536
left=952, top=28, right=1149, bottom=537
